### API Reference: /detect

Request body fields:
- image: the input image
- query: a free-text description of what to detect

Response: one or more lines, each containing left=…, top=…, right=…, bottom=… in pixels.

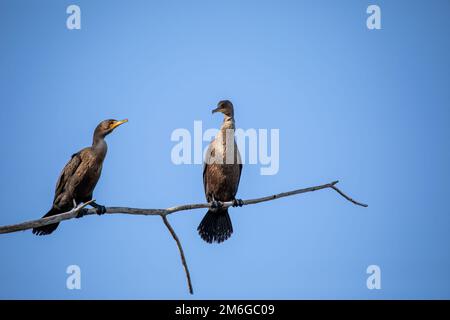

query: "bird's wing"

left=54, top=151, right=82, bottom=199
left=236, top=163, right=243, bottom=192
left=67, top=150, right=97, bottom=192
left=233, top=144, right=243, bottom=197
left=203, top=139, right=215, bottom=198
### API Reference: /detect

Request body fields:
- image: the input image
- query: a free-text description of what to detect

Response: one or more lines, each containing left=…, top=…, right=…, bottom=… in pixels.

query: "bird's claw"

left=232, top=199, right=244, bottom=207
left=211, top=200, right=223, bottom=209
left=76, top=208, right=88, bottom=219
left=96, top=205, right=107, bottom=215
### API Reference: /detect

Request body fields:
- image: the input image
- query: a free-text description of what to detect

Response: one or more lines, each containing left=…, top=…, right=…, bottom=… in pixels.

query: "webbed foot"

left=95, top=205, right=106, bottom=215
left=76, top=208, right=89, bottom=219
left=91, top=202, right=107, bottom=215
left=211, top=200, right=223, bottom=210
left=232, top=199, right=244, bottom=207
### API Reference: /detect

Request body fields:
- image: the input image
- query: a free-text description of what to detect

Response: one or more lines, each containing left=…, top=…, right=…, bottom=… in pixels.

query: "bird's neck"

left=92, top=136, right=108, bottom=160
left=216, top=116, right=236, bottom=151
left=221, top=115, right=235, bottom=131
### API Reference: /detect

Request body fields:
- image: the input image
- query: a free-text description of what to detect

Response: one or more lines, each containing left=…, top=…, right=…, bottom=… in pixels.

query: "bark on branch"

left=0, top=180, right=367, bottom=294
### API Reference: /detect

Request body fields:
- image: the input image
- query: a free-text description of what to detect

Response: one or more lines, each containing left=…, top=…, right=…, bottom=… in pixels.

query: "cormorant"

left=198, top=100, right=243, bottom=243
left=32, top=119, right=128, bottom=236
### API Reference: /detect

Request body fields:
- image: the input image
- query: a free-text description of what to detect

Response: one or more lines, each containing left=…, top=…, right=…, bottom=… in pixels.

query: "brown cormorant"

left=198, top=100, right=243, bottom=243
left=32, top=119, right=128, bottom=236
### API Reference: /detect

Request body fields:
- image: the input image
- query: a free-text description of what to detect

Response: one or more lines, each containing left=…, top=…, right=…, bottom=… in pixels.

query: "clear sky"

left=0, top=0, right=449, bottom=299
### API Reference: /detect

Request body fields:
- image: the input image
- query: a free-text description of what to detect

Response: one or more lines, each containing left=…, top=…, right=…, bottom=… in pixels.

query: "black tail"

left=32, top=208, right=60, bottom=236
left=197, top=208, right=233, bottom=244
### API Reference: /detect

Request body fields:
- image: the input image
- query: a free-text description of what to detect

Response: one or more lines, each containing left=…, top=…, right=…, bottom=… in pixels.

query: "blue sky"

left=0, top=0, right=449, bottom=299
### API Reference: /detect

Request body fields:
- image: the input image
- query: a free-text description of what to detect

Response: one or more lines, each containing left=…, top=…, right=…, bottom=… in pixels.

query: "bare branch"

left=0, top=181, right=367, bottom=295
left=330, top=184, right=368, bottom=207
left=0, top=200, right=95, bottom=234
left=161, top=215, right=193, bottom=295
left=0, top=181, right=366, bottom=234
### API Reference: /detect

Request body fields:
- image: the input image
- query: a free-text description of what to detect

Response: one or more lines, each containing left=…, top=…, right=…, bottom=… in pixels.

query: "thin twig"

left=330, top=185, right=367, bottom=207
left=162, top=215, right=193, bottom=295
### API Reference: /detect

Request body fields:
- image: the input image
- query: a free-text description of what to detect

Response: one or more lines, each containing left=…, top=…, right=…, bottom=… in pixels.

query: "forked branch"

left=0, top=180, right=367, bottom=294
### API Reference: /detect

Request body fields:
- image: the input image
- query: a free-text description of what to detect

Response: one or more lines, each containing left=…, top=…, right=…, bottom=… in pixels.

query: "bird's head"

left=212, top=100, right=234, bottom=118
left=94, top=119, right=128, bottom=138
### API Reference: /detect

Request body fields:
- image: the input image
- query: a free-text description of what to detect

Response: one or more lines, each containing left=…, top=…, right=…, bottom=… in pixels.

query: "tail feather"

left=32, top=208, right=60, bottom=236
left=197, top=209, right=233, bottom=244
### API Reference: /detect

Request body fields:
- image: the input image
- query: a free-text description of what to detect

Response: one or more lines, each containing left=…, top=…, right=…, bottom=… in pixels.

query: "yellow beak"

left=110, top=119, right=128, bottom=130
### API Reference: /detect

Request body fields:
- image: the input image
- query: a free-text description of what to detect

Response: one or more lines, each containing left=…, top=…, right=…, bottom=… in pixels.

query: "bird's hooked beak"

left=110, top=119, right=128, bottom=130
left=212, top=107, right=222, bottom=114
